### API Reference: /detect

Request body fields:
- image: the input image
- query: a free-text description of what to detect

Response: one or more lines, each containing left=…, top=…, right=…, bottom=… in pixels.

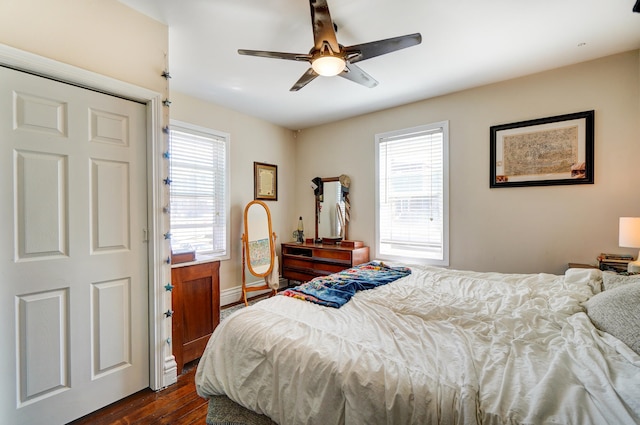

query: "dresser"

left=171, top=261, right=220, bottom=375
left=281, top=241, right=370, bottom=283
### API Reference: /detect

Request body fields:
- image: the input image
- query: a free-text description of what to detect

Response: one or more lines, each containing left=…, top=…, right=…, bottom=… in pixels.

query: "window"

left=169, top=120, right=230, bottom=259
left=375, top=121, right=449, bottom=265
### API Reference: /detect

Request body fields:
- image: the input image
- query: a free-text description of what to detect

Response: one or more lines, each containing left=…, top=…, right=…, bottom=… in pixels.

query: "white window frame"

left=169, top=119, right=230, bottom=261
left=374, top=121, right=449, bottom=266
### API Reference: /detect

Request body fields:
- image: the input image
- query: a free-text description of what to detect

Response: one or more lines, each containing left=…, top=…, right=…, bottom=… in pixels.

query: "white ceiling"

left=120, top=0, right=640, bottom=130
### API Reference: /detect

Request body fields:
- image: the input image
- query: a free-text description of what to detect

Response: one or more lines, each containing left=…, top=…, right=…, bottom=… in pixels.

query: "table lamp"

left=619, top=217, right=640, bottom=272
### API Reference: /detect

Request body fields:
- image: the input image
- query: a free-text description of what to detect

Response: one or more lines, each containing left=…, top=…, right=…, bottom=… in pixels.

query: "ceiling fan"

left=238, top=0, right=422, bottom=91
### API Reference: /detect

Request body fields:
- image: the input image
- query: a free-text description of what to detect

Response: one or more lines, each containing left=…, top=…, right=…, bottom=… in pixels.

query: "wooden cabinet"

left=171, top=261, right=220, bottom=375
left=281, top=241, right=370, bottom=283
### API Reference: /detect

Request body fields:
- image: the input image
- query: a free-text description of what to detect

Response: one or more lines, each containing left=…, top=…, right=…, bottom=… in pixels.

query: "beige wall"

left=3, top=1, right=639, bottom=280
left=0, top=0, right=168, bottom=95
left=295, top=50, right=640, bottom=275
left=169, top=92, right=297, bottom=293
left=0, top=0, right=170, bottom=272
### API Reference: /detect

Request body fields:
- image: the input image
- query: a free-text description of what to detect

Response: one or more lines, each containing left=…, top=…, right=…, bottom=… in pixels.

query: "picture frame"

left=254, top=162, right=278, bottom=200
left=490, top=110, right=594, bottom=188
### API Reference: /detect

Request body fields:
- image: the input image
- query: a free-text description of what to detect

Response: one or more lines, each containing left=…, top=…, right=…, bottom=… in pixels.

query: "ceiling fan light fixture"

left=311, top=56, right=346, bottom=76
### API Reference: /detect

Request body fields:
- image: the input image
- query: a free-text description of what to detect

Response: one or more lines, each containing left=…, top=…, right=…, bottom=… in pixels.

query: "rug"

left=219, top=302, right=246, bottom=321
left=220, top=297, right=262, bottom=320
left=206, top=395, right=277, bottom=425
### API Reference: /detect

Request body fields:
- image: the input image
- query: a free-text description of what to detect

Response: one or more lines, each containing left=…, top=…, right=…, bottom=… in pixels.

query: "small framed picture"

left=254, top=162, right=277, bottom=201
left=490, top=110, right=594, bottom=188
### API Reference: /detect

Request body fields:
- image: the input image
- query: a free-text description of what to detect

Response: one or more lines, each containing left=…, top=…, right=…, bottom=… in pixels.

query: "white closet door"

left=0, top=66, right=149, bottom=425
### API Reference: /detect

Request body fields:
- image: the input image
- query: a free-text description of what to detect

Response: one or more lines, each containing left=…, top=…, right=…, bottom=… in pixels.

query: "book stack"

left=597, top=253, right=634, bottom=272
left=171, top=249, right=196, bottom=264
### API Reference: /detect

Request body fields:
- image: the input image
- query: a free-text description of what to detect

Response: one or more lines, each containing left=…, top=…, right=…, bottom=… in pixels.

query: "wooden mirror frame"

left=241, top=200, right=277, bottom=305
left=314, top=176, right=350, bottom=242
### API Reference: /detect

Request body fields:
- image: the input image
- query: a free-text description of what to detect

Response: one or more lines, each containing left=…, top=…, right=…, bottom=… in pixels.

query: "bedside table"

left=567, top=263, right=598, bottom=269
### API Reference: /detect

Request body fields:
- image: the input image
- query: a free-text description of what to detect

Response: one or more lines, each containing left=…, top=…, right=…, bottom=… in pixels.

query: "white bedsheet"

left=195, top=265, right=640, bottom=424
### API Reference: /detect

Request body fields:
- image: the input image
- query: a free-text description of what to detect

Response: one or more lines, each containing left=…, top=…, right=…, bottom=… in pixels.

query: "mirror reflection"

left=318, top=181, right=343, bottom=239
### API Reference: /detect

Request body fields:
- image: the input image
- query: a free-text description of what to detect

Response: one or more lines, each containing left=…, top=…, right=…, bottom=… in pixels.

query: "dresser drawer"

left=313, top=248, right=351, bottom=262
left=284, top=257, right=314, bottom=269
left=282, top=268, right=317, bottom=283
left=312, top=262, right=347, bottom=274
left=281, top=242, right=369, bottom=284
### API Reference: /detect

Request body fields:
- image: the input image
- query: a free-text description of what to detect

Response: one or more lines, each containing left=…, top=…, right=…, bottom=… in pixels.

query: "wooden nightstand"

left=567, top=263, right=598, bottom=269
left=171, top=261, right=220, bottom=375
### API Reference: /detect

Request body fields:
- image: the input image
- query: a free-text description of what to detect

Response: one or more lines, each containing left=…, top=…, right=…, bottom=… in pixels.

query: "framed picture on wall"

left=490, top=110, right=594, bottom=188
left=254, top=162, right=278, bottom=200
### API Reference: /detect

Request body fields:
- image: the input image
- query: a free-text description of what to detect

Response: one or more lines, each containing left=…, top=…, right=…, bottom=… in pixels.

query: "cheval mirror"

left=241, top=200, right=278, bottom=305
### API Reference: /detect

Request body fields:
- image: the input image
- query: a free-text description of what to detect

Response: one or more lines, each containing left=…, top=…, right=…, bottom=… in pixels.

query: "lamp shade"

left=619, top=217, right=640, bottom=248
left=311, top=56, right=346, bottom=77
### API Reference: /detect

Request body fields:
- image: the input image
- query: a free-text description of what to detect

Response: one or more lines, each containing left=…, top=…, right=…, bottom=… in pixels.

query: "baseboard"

left=220, top=278, right=287, bottom=307
left=163, top=355, right=178, bottom=388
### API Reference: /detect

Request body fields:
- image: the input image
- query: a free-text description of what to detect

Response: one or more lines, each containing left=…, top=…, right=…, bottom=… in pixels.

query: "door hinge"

left=143, top=228, right=149, bottom=242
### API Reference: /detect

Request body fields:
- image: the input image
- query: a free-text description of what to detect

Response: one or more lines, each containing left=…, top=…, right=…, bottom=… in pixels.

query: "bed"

left=195, top=262, right=640, bottom=424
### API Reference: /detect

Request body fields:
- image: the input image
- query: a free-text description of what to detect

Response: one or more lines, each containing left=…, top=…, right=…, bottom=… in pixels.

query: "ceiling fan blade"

left=238, top=49, right=311, bottom=62
left=339, top=63, right=378, bottom=88
left=309, top=0, right=340, bottom=53
left=343, top=33, right=422, bottom=64
left=290, top=68, right=319, bottom=91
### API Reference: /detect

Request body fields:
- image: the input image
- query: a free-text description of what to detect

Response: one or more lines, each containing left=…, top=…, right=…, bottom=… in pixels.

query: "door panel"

left=0, top=66, right=149, bottom=425
left=91, top=159, right=130, bottom=252
left=15, top=150, right=68, bottom=259
left=91, top=278, right=131, bottom=377
left=14, top=91, right=68, bottom=136
left=16, top=288, right=70, bottom=406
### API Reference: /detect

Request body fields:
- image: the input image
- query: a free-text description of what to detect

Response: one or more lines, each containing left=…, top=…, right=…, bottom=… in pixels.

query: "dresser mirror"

left=313, top=175, right=350, bottom=242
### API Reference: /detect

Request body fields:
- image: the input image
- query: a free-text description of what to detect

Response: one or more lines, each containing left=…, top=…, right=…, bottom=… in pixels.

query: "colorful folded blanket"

left=280, top=262, right=411, bottom=308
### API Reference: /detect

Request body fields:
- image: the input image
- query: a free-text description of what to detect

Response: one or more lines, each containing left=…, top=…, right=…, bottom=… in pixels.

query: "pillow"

left=584, top=282, right=640, bottom=355
left=602, top=272, right=640, bottom=291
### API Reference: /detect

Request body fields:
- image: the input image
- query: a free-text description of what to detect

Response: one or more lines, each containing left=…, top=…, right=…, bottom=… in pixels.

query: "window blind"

left=169, top=124, right=228, bottom=257
left=376, top=122, right=448, bottom=263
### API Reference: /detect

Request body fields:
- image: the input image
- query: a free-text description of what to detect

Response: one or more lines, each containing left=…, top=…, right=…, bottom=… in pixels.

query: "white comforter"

left=195, top=265, right=640, bottom=424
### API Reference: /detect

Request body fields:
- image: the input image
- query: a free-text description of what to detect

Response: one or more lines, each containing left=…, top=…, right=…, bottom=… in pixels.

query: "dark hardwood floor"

left=68, top=360, right=207, bottom=425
